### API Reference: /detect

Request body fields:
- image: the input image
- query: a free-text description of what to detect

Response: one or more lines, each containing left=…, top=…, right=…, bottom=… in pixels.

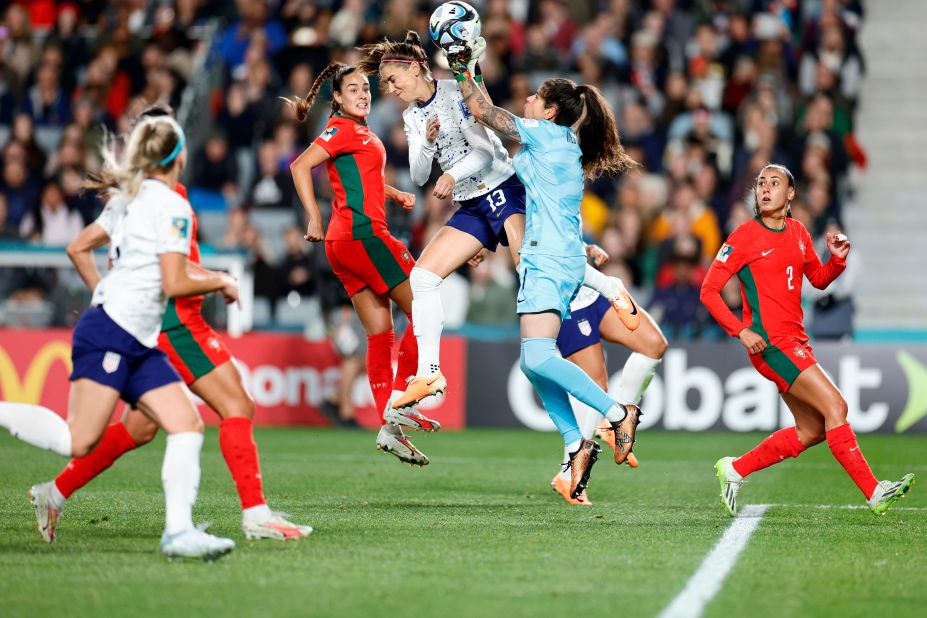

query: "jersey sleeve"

left=313, top=122, right=351, bottom=158
left=800, top=222, right=846, bottom=289
left=700, top=226, right=751, bottom=337
left=404, top=113, right=436, bottom=186
left=154, top=196, right=193, bottom=256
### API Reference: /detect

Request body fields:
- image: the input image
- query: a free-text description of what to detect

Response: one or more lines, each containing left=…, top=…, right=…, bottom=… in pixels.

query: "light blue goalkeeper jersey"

left=512, top=116, right=586, bottom=258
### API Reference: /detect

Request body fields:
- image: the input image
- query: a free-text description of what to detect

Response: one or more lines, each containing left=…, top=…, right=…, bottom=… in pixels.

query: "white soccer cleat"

left=28, top=482, right=62, bottom=544
left=868, top=473, right=916, bottom=516
left=160, top=527, right=235, bottom=560
left=715, top=457, right=744, bottom=517
left=383, top=403, right=441, bottom=432
left=243, top=512, right=313, bottom=540
left=376, top=425, right=429, bottom=466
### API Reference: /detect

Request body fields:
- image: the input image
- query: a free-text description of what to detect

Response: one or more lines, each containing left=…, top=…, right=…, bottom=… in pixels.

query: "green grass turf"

left=0, top=429, right=924, bottom=617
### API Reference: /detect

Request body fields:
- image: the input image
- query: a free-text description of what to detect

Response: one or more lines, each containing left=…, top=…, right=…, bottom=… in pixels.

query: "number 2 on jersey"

left=786, top=265, right=794, bottom=290
left=487, top=189, right=506, bottom=212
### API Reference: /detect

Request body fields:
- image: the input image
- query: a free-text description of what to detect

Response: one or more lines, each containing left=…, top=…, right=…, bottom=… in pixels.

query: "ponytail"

left=356, top=30, right=430, bottom=77
left=283, top=62, right=360, bottom=121
left=539, top=79, right=637, bottom=179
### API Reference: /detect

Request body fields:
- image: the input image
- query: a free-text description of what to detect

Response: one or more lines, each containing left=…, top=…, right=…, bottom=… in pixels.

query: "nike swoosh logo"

left=362, top=138, right=371, bottom=145
left=762, top=249, right=775, bottom=256
left=628, top=295, right=639, bottom=316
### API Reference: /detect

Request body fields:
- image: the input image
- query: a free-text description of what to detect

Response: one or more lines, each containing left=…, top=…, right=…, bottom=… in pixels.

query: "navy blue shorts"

left=70, top=306, right=182, bottom=405
left=556, top=295, right=612, bottom=357
left=447, top=174, right=526, bottom=251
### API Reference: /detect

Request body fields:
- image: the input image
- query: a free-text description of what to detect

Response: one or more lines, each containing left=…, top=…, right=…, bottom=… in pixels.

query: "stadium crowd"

left=0, top=0, right=865, bottom=340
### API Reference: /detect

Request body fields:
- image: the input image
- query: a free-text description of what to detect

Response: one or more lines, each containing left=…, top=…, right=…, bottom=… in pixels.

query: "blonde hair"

left=86, top=116, right=186, bottom=198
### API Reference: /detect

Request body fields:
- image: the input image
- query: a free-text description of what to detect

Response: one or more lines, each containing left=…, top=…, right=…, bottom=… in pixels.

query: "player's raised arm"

left=452, top=38, right=521, bottom=142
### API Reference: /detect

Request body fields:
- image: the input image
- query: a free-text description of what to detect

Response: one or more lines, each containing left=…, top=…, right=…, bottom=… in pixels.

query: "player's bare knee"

left=648, top=332, right=668, bottom=359
left=130, top=423, right=158, bottom=446
left=220, top=396, right=255, bottom=420
left=796, top=426, right=825, bottom=447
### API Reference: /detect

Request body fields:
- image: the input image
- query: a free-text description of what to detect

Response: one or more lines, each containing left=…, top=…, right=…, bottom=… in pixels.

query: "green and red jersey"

left=701, top=217, right=846, bottom=342
left=161, top=182, right=203, bottom=329
left=313, top=113, right=389, bottom=241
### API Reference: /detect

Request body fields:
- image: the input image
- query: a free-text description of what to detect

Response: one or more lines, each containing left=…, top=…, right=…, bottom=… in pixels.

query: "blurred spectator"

left=466, top=253, right=516, bottom=326
left=278, top=226, right=315, bottom=297
left=19, top=181, right=83, bottom=245
left=11, top=113, right=48, bottom=175
left=190, top=131, right=238, bottom=211
left=648, top=241, right=707, bottom=339
left=23, top=63, right=71, bottom=127
left=0, top=159, right=40, bottom=228
left=0, top=193, right=20, bottom=240
left=248, top=140, right=295, bottom=210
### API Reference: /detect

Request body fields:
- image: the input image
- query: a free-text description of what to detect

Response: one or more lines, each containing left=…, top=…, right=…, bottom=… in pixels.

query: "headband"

left=159, top=122, right=186, bottom=167
left=379, top=59, right=421, bottom=67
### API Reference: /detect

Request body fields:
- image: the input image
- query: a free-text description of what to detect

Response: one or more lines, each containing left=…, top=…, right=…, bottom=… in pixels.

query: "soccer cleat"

left=599, top=404, right=642, bottom=465
left=868, top=473, right=916, bottom=516
left=243, top=512, right=313, bottom=540
left=376, top=425, right=429, bottom=466
left=28, top=482, right=62, bottom=544
left=715, top=457, right=744, bottom=517
left=391, top=372, right=447, bottom=409
left=595, top=420, right=640, bottom=468
left=605, top=277, right=641, bottom=331
left=383, top=404, right=441, bottom=432
left=160, top=527, right=235, bottom=561
left=551, top=472, right=592, bottom=506
left=567, top=439, right=601, bottom=499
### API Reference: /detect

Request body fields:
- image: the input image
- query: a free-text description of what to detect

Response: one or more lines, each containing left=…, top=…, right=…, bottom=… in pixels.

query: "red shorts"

left=749, top=336, right=817, bottom=393
left=157, top=312, right=232, bottom=386
left=325, top=234, right=415, bottom=297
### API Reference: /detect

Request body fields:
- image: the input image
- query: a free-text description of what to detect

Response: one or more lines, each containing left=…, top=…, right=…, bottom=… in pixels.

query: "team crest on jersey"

left=320, top=126, right=339, bottom=142
left=798, top=240, right=806, bottom=253
left=716, top=243, right=734, bottom=263
left=401, top=251, right=411, bottom=263
left=208, top=337, right=221, bottom=350
left=578, top=319, right=592, bottom=337
left=458, top=99, right=472, bottom=119
left=170, top=217, right=189, bottom=240
left=794, top=346, right=807, bottom=359
left=102, top=351, right=121, bottom=374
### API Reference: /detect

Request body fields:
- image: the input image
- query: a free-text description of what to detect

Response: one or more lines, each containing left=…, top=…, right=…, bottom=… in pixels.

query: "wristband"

left=454, top=71, right=473, bottom=82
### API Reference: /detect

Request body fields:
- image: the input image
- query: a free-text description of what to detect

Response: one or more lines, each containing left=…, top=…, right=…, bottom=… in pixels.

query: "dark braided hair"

left=538, top=78, right=637, bottom=179
left=356, top=31, right=430, bottom=77
left=282, top=62, right=361, bottom=122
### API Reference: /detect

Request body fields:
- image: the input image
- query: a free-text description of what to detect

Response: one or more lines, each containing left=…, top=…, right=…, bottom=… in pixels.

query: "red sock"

left=54, top=422, right=137, bottom=498
left=219, top=417, right=266, bottom=510
left=826, top=423, right=879, bottom=499
left=367, top=330, right=395, bottom=423
left=732, top=427, right=806, bottom=478
left=393, top=315, right=418, bottom=392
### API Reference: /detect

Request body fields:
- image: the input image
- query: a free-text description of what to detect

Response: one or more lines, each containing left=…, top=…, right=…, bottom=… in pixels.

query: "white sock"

left=242, top=503, right=272, bottom=525
left=576, top=400, right=602, bottom=441
left=49, top=482, right=67, bottom=510
left=389, top=389, right=404, bottom=410
left=616, top=353, right=661, bottom=405
left=410, top=267, right=444, bottom=376
left=604, top=404, right=627, bottom=424
left=0, top=402, right=72, bottom=456
left=161, top=432, right=203, bottom=535
left=581, top=264, right=618, bottom=298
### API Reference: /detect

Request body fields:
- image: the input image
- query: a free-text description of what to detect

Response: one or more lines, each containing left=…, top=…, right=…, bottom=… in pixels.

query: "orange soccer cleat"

left=605, top=277, right=641, bottom=331
left=567, top=439, right=601, bottom=499
left=390, top=372, right=448, bottom=409
left=598, top=404, right=642, bottom=466
left=551, top=473, right=592, bottom=506
left=595, top=419, right=640, bottom=468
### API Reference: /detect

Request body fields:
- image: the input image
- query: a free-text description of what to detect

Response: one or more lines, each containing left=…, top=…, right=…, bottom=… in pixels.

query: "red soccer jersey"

left=700, top=217, right=846, bottom=342
left=313, top=113, right=388, bottom=241
left=162, top=182, right=204, bottom=328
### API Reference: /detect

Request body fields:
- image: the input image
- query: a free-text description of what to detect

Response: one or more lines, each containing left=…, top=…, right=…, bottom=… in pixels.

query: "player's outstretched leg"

left=376, top=424, right=429, bottom=466
left=581, top=265, right=640, bottom=331
left=715, top=457, right=744, bottom=517
left=392, top=268, right=448, bottom=409
left=383, top=315, right=441, bottom=432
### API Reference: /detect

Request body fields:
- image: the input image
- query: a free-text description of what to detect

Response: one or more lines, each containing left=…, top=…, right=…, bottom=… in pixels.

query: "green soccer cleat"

left=868, top=473, right=916, bottom=516
left=715, top=457, right=744, bottom=517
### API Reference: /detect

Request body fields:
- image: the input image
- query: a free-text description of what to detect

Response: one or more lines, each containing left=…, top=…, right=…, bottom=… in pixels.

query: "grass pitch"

left=0, top=429, right=924, bottom=617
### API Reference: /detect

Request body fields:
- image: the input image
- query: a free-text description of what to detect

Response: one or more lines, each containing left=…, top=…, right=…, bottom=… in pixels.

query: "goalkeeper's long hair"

left=282, top=62, right=361, bottom=122
left=539, top=78, right=638, bottom=180
left=356, top=31, right=431, bottom=78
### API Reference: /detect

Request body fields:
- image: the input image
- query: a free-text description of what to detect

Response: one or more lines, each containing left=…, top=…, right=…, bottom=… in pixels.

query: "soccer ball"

left=429, top=1, right=482, bottom=54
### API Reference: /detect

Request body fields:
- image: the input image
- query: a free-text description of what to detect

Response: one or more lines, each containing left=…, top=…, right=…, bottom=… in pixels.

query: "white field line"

left=657, top=504, right=770, bottom=618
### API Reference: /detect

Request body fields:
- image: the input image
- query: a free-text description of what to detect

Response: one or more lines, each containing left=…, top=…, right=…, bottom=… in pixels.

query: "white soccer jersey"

left=92, top=179, right=193, bottom=348
left=403, top=79, right=514, bottom=202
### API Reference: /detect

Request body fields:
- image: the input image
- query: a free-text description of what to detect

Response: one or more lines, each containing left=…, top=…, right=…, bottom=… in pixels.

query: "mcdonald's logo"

left=0, top=341, right=73, bottom=404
